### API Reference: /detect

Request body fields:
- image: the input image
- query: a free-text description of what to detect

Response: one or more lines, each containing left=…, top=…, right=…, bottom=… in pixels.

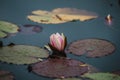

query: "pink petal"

left=50, top=34, right=55, bottom=46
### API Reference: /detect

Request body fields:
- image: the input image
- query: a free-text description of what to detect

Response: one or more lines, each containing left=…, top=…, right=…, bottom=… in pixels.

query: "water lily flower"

left=49, top=32, right=66, bottom=51
left=105, top=14, right=112, bottom=25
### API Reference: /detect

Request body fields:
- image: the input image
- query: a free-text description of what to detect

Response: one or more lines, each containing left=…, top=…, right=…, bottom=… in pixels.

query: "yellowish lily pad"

left=27, top=8, right=98, bottom=24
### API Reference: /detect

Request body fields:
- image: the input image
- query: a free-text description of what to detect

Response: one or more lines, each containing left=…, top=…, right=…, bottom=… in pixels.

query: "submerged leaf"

left=66, top=39, right=115, bottom=58
left=83, top=72, right=120, bottom=80
left=19, top=24, right=43, bottom=35
left=0, top=70, right=14, bottom=80
left=0, top=45, right=49, bottom=64
left=30, top=58, right=88, bottom=78
left=0, top=21, right=19, bottom=38
left=27, top=8, right=98, bottom=24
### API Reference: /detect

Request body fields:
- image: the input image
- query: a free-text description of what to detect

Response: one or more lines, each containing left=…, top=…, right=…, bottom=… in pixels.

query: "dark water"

left=0, top=0, right=120, bottom=80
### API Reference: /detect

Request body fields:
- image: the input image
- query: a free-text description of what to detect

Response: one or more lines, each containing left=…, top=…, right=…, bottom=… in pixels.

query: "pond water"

left=0, top=0, right=120, bottom=80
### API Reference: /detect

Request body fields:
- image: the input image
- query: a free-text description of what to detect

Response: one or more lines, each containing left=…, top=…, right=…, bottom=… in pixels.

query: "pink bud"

left=50, top=33, right=65, bottom=51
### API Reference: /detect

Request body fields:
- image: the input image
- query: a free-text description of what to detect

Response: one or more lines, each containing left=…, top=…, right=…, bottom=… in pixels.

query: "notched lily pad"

left=27, top=8, right=98, bottom=24
left=30, top=58, right=88, bottom=78
left=83, top=72, right=120, bottom=80
left=0, top=45, right=49, bottom=64
left=0, top=21, right=19, bottom=38
left=66, top=39, right=115, bottom=58
left=0, top=70, right=14, bottom=80
left=19, top=24, right=43, bottom=35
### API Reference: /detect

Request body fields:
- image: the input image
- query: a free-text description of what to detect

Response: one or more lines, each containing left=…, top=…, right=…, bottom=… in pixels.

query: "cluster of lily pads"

left=0, top=32, right=119, bottom=80
left=0, top=8, right=120, bottom=80
left=0, top=20, right=43, bottom=38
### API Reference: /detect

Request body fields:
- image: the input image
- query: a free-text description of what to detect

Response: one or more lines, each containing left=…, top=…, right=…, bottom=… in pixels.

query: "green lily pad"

left=0, top=31, right=7, bottom=38
left=83, top=72, right=120, bottom=80
left=0, top=21, right=19, bottom=38
left=0, top=70, right=14, bottom=80
left=0, top=45, right=49, bottom=64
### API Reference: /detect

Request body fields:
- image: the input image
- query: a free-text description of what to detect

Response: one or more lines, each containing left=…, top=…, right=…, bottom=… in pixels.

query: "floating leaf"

left=30, top=58, right=88, bottom=78
left=83, top=72, right=120, bottom=80
left=54, top=77, right=83, bottom=80
left=52, top=8, right=98, bottom=21
left=66, top=39, right=115, bottom=58
left=0, top=21, right=19, bottom=38
left=19, top=24, right=43, bottom=35
left=27, top=15, right=68, bottom=24
left=0, top=45, right=49, bottom=64
left=27, top=8, right=98, bottom=24
left=0, top=70, right=14, bottom=80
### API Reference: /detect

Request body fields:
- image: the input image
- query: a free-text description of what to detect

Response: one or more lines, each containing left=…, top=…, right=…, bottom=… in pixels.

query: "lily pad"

left=19, top=24, right=43, bottom=35
left=30, top=58, right=88, bottom=78
left=27, top=8, right=98, bottom=24
left=83, top=72, right=120, bottom=80
left=0, top=70, right=14, bottom=80
left=66, top=39, right=115, bottom=58
left=0, top=45, right=49, bottom=64
left=54, top=77, right=83, bottom=80
left=0, top=21, right=19, bottom=38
